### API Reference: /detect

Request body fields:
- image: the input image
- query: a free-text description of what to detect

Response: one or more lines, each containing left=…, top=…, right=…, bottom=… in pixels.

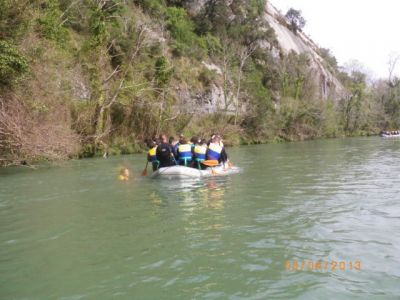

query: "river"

left=1, top=137, right=400, bottom=299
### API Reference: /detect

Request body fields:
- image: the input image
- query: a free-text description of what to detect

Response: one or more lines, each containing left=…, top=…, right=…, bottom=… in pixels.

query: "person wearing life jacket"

left=173, top=133, right=184, bottom=160
left=147, top=140, right=159, bottom=171
left=216, top=134, right=229, bottom=163
left=193, top=138, right=207, bottom=169
left=207, top=134, right=228, bottom=164
left=169, top=136, right=179, bottom=158
left=190, top=136, right=198, bottom=149
left=177, top=137, right=193, bottom=166
left=156, top=134, right=175, bottom=168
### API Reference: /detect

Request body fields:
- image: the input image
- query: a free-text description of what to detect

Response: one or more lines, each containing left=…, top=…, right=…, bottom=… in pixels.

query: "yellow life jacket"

left=118, top=174, right=128, bottom=181
left=178, top=144, right=192, bottom=161
left=194, top=145, right=207, bottom=161
left=148, top=146, right=157, bottom=162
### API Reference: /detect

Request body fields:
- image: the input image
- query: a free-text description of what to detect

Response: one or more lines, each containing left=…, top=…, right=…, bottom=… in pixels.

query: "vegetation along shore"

left=1, top=0, right=399, bottom=167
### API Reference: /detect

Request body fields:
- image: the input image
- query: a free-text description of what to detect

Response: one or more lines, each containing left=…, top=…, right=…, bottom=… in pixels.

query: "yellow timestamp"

left=285, top=260, right=361, bottom=271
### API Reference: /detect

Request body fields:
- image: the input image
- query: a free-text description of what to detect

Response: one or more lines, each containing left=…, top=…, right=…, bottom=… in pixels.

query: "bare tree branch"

left=388, top=52, right=400, bottom=86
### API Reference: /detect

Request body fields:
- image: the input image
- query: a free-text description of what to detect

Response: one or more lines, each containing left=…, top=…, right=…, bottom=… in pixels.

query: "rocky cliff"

left=263, top=2, right=346, bottom=100
left=177, top=0, right=347, bottom=115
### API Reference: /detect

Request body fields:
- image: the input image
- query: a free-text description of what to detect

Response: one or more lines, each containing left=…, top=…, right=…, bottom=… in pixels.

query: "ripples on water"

left=1, top=137, right=400, bottom=299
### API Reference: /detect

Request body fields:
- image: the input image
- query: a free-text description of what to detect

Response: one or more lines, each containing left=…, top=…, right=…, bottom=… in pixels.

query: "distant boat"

left=380, top=132, right=400, bottom=138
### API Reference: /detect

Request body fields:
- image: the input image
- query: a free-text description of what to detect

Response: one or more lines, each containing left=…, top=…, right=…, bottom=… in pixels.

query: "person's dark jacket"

left=220, top=147, right=228, bottom=163
left=156, top=143, right=175, bottom=167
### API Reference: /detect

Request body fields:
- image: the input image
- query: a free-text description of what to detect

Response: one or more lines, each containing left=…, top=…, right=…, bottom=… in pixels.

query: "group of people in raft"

left=147, top=133, right=229, bottom=171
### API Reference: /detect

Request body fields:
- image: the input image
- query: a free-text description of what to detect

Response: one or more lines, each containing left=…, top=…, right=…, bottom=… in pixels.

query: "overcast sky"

left=269, top=0, right=400, bottom=79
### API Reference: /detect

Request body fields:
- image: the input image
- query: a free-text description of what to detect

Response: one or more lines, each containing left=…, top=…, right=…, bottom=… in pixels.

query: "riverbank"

left=1, top=128, right=380, bottom=168
left=2, top=1, right=397, bottom=169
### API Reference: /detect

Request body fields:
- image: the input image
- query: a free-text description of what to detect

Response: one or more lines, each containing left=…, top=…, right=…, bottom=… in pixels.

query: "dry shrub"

left=0, top=33, right=84, bottom=166
left=0, top=96, right=80, bottom=166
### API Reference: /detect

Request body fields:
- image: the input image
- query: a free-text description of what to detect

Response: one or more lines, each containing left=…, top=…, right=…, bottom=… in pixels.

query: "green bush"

left=78, top=143, right=95, bottom=158
left=88, top=7, right=108, bottom=47
left=0, top=0, right=30, bottom=40
left=0, top=40, right=28, bottom=85
left=322, top=100, right=340, bottom=137
left=198, top=67, right=217, bottom=87
left=134, top=0, right=166, bottom=17
left=155, top=56, right=172, bottom=87
left=166, top=7, right=205, bottom=58
left=319, top=47, right=338, bottom=72
left=36, top=0, right=69, bottom=46
left=110, top=137, right=141, bottom=155
left=203, top=33, right=222, bottom=56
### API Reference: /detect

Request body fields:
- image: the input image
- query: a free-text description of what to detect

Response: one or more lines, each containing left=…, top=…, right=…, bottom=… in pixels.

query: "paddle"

left=201, top=160, right=218, bottom=175
left=141, top=161, right=148, bottom=176
left=223, top=159, right=234, bottom=170
left=201, top=160, right=219, bottom=167
left=171, top=153, right=178, bottom=165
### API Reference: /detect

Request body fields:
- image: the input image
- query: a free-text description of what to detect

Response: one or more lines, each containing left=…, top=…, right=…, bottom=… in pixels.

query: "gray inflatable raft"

left=151, top=165, right=240, bottom=179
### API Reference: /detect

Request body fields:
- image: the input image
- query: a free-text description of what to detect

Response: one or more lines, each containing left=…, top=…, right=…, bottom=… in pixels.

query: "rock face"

left=264, top=2, right=346, bottom=100
left=176, top=84, right=237, bottom=114
left=184, top=0, right=209, bottom=14
left=181, top=1, right=347, bottom=113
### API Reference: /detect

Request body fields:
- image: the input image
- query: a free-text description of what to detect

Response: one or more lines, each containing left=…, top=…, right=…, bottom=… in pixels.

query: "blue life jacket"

left=194, top=145, right=207, bottom=161
left=178, top=144, right=192, bottom=165
left=207, top=143, right=222, bottom=161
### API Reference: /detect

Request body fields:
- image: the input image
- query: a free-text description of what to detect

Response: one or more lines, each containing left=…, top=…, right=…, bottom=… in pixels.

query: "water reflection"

left=149, top=177, right=228, bottom=211
left=201, top=179, right=226, bottom=209
left=146, top=177, right=231, bottom=256
left=148, top=191, right=163, bottom=207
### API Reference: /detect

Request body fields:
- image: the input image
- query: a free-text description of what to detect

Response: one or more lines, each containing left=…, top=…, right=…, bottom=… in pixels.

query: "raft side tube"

left=151, top=165, right=240, bottom=179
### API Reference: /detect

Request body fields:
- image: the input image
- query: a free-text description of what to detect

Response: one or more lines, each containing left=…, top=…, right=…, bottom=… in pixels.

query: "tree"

left=154, top=56, right=173, bottom=135
left=234, top=43, right=257, bottom=125
left=94, top=24, right=148, bottom=155
left=339, top=67, right=367, bottom=134
left=319, top=48, right=338, bottom=70
left=382, top=53, right=400, bottom=126
left=285, top=8, right=306, bottom=33
left=387, top=52, right=400, bottom=87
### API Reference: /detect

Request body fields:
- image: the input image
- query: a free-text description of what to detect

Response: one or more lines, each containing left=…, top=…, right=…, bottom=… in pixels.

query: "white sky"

left=269, top=0, right=400, bottom=79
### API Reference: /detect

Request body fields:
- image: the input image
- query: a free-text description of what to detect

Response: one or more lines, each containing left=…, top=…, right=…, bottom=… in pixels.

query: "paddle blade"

left=211, top=168, right=217, bottom=175
left=141, top=168, right=147, bottom=176
left=202, top=160, right=219, bottom=167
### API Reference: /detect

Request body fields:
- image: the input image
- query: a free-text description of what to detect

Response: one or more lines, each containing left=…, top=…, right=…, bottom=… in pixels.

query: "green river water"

left=1, top=137, right=400, bottom=299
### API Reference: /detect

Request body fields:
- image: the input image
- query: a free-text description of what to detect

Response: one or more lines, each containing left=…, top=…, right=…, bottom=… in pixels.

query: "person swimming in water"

left=118, top=167, right=130, bottom=181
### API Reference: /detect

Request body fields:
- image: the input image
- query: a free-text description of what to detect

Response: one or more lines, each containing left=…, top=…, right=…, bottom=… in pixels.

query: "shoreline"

left=0, top=132, right=381, bottom=169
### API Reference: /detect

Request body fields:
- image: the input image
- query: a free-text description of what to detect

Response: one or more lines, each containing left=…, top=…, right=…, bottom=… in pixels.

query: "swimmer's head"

left=119, top=167, right=130, bottom=180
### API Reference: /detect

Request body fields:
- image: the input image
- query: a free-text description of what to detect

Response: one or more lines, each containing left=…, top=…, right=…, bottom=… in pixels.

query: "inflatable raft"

left=151, top=165, right=241, bottom=179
